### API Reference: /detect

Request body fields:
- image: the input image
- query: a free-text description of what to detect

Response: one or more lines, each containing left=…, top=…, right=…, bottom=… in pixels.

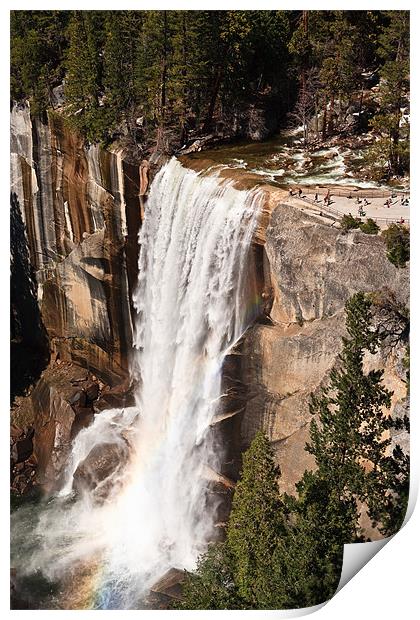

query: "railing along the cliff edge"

left=302, top=187, right=409, bottom=199
left=296, top=196, right=410, bottom=227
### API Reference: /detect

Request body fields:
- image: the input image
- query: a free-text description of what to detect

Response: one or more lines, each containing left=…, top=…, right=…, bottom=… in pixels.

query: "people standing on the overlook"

left=314, top=192, right=318, bottom=203
left=324, top=190, right=331, bottom=205
left=298, top=188, right=302, bottom=198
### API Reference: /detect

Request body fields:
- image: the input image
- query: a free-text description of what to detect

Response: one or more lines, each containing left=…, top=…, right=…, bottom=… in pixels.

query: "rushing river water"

left=190, top=130, right=408, bottom=190
left=11, top=158, right=263, bottom=609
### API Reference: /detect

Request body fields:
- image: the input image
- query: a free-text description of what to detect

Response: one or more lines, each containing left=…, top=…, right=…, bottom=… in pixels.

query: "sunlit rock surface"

left=28, top=363, right=104, bottom=490
left=10, top=103, right=146, bottom=383
left=238, top=201, right=409, bottom=496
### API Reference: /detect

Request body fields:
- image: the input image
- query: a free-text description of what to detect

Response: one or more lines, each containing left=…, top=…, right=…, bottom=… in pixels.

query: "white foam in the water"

left=11, top=158, right=263, bottom=609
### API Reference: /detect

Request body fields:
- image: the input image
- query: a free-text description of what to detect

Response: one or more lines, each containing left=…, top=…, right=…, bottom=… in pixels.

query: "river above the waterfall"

left=188, top=129, right=409, bottom=191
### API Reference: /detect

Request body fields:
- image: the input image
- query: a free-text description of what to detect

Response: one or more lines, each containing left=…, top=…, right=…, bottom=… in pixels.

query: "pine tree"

left=168, top=11, right=208, bottom=142
left=307, top=293, right=393, bottom=503
left=226, top=431, right=286, bottom=607
left=11, top=11, right=70, bottom=113
left=382, top=223, right=410, bottom=268
left=103, top=12, right=141, bottom=118
left=274, top=292, right=407, bottom=606
left=288, top=11, right=315, bottom=144
left=274, top=471, right=354, bottom=607
left=367, top=11, right=410, bottom=178
left=317, top=12, right=361, bottom=136
left=64, top=11, right=108, bottom=142
left=179, top=293, right=409, bottom=609
left=176, top=543, right=243, bottom=610
left=177, top=431, right=286, bottom=609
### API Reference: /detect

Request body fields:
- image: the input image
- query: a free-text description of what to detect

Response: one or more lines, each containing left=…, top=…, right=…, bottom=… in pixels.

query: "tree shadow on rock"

left=10, top=192, right=49, bottom=403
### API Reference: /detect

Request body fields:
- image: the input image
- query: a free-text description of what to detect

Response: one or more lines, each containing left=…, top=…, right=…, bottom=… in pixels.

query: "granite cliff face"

left=10, top=103, right=147, bottom=486
left=237, top=202, right=409, bottom=495
left=10, top=102, right=147, bottom=384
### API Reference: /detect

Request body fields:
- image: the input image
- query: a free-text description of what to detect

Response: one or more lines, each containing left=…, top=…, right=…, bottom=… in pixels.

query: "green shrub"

left=382, top=223, right=410, bottom=267
left=340, top=213, right=361, bottom=231
left=359, top=218, right=380, bottom=235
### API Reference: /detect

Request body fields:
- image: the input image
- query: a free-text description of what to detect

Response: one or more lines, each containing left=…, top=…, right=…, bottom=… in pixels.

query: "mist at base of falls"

left=10, top=158, right=263, bottom=609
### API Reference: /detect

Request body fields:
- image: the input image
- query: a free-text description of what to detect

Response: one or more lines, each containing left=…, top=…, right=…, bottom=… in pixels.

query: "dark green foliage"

left=64, top=11, right=110, bottom=142
left=275, top=472, right=352, bottom=607
left=382, top=223, right=409, bottom=268
left=287, top=11, right=394, bottom=143
left=11, top=11, right=70, bottom=114
left=367, top=439, right=410, bottom=538
left=365, top=12, right=409, bottom=178
left=10, top=9, right=409, bottom=158
left=176, top=543, right=243, bottom=610
left=340, top=213, right=361, bottom=231
left=226, top=432, right=286, bottom=606
left=102, top=12, right=141, bottom=121
left=359, top=218, right=380, bottom=235
left=176, top=431, right=285, bottom=610
left=341, top=215, right=380, bottom=235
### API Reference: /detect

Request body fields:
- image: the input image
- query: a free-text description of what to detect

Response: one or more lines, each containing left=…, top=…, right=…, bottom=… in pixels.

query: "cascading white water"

left=11, top=157, right=263, bottom=609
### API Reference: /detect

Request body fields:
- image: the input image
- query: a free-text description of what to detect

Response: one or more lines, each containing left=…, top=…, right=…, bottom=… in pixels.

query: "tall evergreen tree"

left=176, top=431, right=286, bottom=610
left=226, top=431, right=286, bottom=606
left=367, top=11, right=410, bottom=178
left=273, top=471, right=353, bottom=607
left=177, top=542, right=243, bottom=610
left=64, top=11, right=107, bottom=141
left=307, top=293, right=393, bottom=502
left=11, top=11, right=70, bottom=113
left=10, top=10, right=410, bottom=165
left=103, top=11, right=143, bottom=120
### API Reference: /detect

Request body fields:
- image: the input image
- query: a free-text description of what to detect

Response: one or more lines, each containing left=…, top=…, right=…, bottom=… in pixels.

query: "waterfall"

left=11, top=157, right=263, bottom=609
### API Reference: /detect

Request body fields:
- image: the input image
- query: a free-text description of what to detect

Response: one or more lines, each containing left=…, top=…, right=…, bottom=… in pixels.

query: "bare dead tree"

left=288, top=68, right=321, bottom=146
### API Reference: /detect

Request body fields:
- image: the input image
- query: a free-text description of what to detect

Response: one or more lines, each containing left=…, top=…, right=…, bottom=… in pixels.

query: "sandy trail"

left=287, top=186, right=410, bottom=229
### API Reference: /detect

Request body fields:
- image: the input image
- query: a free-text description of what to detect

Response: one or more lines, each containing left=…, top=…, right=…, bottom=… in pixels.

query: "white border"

left=2, top=2, right=418, bottom=618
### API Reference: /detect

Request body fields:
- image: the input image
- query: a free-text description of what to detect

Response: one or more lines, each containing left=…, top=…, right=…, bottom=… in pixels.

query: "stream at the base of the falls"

left=10, top=157, right=263, bottom=609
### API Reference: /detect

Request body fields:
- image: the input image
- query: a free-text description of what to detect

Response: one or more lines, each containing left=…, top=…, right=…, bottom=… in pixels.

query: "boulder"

left=83, top=380, right=100, bottom=403
left=72, top=441, right=130, bottom=501
left=68, top=389, right=87, bottom=408
left=28, top=364, right=104, bottom=491
left=70, top=407, right=95, bottom=439
left=11, top=431, right=34, bottom=465
left=150, top=568, right=185, bottom=603
left=93, top=383, right=136, bottom=413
